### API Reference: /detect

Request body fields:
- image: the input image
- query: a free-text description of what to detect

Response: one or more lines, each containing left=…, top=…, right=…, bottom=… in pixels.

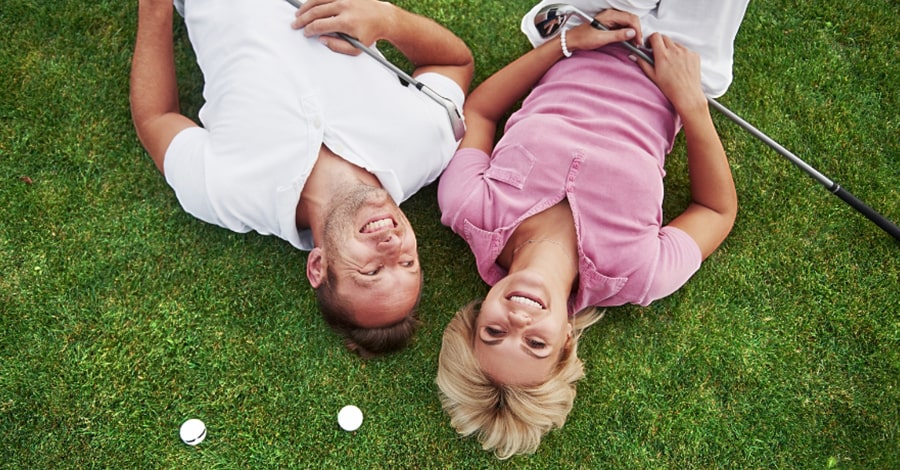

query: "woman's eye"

left=527, top=338, right=547, bottom=349
left=485, top=327, right=504, bottom=337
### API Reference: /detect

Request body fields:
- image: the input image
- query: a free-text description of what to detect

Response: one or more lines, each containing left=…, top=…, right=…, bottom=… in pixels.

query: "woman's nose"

left=508, top=309, right=531, bottom=327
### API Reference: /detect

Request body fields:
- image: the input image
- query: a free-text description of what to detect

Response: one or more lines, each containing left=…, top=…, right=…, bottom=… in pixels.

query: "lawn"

left=1, top=0, right=897, bottom=468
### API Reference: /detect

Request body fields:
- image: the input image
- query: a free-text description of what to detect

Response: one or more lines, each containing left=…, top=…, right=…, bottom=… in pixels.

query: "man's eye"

left=363, top=268, right=381, bottom=276
left=401, top=260, right=415, bottom=268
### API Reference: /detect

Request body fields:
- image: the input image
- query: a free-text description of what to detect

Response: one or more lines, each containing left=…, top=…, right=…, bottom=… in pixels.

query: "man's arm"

left=291, top=0, right=473, bottom=93
left=130, top=0, right=198, bottom=174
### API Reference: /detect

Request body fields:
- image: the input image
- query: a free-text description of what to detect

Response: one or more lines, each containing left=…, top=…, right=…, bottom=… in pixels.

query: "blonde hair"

left=436, top=300, right=603, bottom=459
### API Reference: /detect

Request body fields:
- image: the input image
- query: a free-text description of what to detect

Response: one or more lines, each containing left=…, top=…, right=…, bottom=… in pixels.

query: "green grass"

left=1, top=0, right=898, bottom=468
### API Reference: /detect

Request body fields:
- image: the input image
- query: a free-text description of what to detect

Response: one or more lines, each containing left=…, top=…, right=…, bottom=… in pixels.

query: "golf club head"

left=285, top=0, right=465, bottom=140
left=534, top=4, right=594, bottom=38
left=420, top=86, right=467, bottom=141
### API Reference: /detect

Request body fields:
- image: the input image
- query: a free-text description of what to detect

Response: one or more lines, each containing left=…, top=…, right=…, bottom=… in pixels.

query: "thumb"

left=616, top=28, right=637, bottom=44
left=319, top=36, right=363, bottom=56
left=630, top=52, right=655, bottom=79
left=598, top=28, right=637, bottom=50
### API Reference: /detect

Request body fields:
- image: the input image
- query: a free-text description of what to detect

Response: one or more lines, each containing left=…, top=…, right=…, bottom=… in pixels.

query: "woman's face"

left=473, top=270, right=572, bottom=385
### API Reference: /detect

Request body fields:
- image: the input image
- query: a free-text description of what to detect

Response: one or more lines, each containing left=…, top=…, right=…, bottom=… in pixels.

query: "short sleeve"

left=643, top=225, right=702, bottom=303
left=437, top=147, right=491, bottom=234
left=163, top=126, right=234, bottom=230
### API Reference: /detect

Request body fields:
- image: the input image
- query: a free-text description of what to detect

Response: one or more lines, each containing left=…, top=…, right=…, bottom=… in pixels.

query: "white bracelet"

left=560, top=28, right=572, bottom=58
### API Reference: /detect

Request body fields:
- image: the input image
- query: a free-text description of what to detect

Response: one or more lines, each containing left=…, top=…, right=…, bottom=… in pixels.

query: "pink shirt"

left=438, top=45, right=702, bottom=312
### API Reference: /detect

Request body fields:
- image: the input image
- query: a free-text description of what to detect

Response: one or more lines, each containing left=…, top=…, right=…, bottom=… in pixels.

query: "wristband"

left=560, top=28, right=573, bottom=58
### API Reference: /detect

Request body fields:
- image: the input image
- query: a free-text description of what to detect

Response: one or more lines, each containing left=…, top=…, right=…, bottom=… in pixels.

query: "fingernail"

left=625, top=29, right=636, bottom=39
left=628, top=54, right=637, bottom=62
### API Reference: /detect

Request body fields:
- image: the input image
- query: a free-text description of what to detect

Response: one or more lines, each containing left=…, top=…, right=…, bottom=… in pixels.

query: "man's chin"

left=322, top=184, right=406, bottom=243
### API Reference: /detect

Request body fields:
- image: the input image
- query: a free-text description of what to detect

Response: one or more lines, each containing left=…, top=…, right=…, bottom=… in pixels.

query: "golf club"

left=535, top=4, right=900, bottom=242
left=285, top=0, right=466, bottom=141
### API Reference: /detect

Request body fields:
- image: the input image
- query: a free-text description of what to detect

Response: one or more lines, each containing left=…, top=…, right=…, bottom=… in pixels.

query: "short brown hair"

left=315, top=265, right=421, bottom=358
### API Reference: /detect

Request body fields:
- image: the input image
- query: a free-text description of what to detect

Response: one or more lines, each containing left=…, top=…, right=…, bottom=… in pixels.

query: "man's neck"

left=296, top=145, right=382, bottom=239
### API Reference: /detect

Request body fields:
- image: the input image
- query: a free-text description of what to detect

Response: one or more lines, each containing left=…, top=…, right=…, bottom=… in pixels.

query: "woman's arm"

left=460, top=9, right=642, bottom=154
left=635, top=33, right=738, bottom=259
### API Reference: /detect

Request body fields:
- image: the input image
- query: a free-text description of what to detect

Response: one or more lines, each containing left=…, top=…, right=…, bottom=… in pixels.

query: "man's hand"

left=291, top=0, right=391, bottom=55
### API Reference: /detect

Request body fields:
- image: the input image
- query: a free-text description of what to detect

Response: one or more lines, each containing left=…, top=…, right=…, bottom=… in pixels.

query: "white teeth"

left=509, top=295, right=543, bottom=309
left=362, top=218, right=393, bottom=233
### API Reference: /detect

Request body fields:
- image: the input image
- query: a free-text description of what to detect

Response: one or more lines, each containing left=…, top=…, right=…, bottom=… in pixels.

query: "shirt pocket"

left=462, top=220, right=509, bottom=285
left=581, top=265, right=628, bottom=302
left=484, top=143, right=536, bottom=190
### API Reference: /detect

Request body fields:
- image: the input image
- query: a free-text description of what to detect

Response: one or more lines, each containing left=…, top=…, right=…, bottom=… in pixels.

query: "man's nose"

left=378, top=233, right=400, bottom=253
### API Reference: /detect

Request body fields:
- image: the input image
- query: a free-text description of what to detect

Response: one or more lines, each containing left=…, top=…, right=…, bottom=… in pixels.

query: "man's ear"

left=306, top=247, right=326, bottom=288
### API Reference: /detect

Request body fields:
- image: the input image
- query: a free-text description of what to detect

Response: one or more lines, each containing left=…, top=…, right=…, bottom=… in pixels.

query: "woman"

left=436, top=0, right=747, bottom=459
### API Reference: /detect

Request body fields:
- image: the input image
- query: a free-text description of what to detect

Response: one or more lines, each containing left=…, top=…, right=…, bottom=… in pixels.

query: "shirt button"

left=313, top=118, right=322, bottom=129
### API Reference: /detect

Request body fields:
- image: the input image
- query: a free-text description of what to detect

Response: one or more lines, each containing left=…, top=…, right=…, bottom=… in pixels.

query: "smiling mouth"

left=508, top=295, right=545, bottom=310
left=361, top=217, right=396, bottom=233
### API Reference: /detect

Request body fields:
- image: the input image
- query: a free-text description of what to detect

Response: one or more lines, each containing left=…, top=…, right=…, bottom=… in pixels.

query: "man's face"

left=320, top=184, right=422, bottom=328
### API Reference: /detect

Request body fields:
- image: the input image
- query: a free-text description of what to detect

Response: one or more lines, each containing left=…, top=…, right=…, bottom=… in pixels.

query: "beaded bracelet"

left=560, top=28, right=573, bottom=58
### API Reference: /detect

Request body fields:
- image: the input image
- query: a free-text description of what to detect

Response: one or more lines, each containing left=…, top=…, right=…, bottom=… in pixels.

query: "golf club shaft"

left=284, top=0, right=426, bottom=89
left=284, top=0, right=466, bottom=140
left=587, top=18, right=900, bottom=241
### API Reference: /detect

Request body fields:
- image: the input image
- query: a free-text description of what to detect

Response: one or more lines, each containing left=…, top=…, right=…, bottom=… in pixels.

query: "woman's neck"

left=500, top=200, right=579, bottom=292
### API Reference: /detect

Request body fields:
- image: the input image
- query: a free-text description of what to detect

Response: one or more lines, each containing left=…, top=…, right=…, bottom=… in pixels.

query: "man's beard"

left=321, top=184, right=394, bottom=248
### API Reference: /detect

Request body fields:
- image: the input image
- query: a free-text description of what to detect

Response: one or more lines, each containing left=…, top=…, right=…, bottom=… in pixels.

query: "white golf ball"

left=337, top=405, right=363, bottom=431
left=180, top=418, right=207, bottom=446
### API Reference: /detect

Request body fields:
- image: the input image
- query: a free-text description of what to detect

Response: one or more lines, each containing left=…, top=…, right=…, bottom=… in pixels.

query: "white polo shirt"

left=520, top=0, right=750, bottom=98
left=164, top=0, right=464, bottom=250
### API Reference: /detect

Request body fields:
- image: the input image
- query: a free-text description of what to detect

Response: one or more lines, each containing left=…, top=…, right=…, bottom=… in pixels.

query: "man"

left=129, top=0, right=473, bottom=357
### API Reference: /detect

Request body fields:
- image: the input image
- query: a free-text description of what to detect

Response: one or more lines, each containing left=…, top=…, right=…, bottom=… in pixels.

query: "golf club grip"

left=831, top=186, right=900, bottom=241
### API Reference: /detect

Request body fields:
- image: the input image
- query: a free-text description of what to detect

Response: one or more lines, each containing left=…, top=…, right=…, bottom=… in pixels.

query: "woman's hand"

left=565, top=9, right=642, bottom=54
left=633, top=33, right=707, bottom=114
left=637, top=34, right=737, bottom=260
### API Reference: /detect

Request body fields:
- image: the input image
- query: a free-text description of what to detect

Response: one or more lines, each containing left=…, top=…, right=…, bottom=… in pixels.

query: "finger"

left=630, top=52, right=655, bottom=79
left=319, top=35, right=362, bottom=56
left=660, top=34, right=676, bottom=50
left=613, top=27, right=637, bottom=45
left=598, top=10, right=643, bottom=45
left=645, top=32, right=665, bottom=51
left=293, top=1, right=342, bottom=31
left=301, top=15, right=346, bottom=38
